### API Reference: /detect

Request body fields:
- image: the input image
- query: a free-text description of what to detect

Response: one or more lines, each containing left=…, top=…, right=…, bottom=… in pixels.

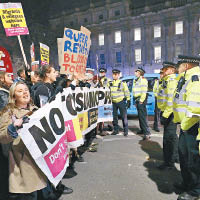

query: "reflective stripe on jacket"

left=157, top=77, right=167, bottom=111
left=162, top=74, right=178, bottom=118
left=153, top=79, right=159, bottom=97
left=110, top=79, right=130, bottom=103
left=174, top=67, right=200, bottom=131
left=132, top=76, right=148, bottom=103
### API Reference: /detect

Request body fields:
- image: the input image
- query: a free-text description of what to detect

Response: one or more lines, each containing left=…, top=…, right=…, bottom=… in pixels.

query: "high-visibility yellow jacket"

left=110, top=79, right=130, bottom=103
left=162, top=74, right=178, bottom=118
left=173, top=66, right=200, bottom=131
left=132, top=76, right=148, bottom=103
left=173, top=72, right=186, bottom=123
left=100, top=77, right=111, bottom=87
left=157, top=76, right=167, bottom=111
left=153, top=79, right=159, bottom=98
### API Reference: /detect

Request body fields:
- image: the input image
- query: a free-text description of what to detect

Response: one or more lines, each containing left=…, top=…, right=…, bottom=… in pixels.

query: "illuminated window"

left=115, top=31, right=121, bottom=44
left=135, top=48, right=141, bottom=63
left=134, top=28, right=141, bottom=41
left=154, top=46, right=161, bottom=61
left=154, top=25, right=161, bottom=38
left=175, top=21, right=183, bottom=35
left=99, top=34, right=104, bottom=46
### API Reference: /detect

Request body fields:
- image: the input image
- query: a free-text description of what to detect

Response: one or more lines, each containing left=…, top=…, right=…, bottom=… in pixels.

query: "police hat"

left=176, top=55, right=200, bottom=66
left=162, top=61, right=176, bottom=69
left=112, top=69, right=120, bottom=74
left=136, top=67, right=145, bottom=74
left=99, top=68, right=107, bottom=73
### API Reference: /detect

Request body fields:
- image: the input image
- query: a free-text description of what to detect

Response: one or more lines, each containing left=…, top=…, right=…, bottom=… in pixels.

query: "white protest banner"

left=60, top=26, right=91, bottom=78
left=40, top=43, right=49, bottom=65
left=19, top=87, right=112, bottom=186
left=98, top=87, right=113, bottom=122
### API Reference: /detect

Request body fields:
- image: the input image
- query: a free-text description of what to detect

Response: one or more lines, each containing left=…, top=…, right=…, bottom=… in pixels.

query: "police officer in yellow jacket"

left=158, top=62, right=179, bottom=170
left=173, top=55, right=200, bottom=200
left=133, top=67, right=151, bottom=140
left=110, top=69, right=130, bottom=136
left=99, top=68, right=111, bottom=87
left=152, top=69, right=164, bottom=132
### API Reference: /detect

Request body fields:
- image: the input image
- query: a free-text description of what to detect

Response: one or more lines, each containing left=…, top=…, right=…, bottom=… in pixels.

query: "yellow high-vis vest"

left=132, top=76, right=148, bottom=103
left=110, top=79, right=130, bottom=103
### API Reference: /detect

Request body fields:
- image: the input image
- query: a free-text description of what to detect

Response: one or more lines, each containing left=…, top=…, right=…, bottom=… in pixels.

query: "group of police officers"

left=99, top=54, right=200, bottom=200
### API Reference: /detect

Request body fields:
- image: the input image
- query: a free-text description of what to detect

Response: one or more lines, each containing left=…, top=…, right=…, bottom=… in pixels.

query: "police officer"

left=99, top=68, right=111, bottom=87
left=158, top=62, right=179, bottom=170
left=110, top=69, right=130, bottom=136
left=173, top=55, right=200, bottom=200
left=133, top=67, right=151, bottom=140
left=152, top=69, right=164, bottom=132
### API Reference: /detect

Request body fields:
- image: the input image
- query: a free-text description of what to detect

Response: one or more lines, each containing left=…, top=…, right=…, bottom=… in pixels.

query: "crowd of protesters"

left=0, top=65, right=105, bottom=200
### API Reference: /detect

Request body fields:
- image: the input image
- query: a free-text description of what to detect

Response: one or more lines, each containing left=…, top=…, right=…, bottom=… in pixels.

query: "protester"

left=0, top=71, right=13, bottom=110
left=30, top=71, right=41, bottom=85
left=31, top=64, right=73, bottom=199
left=0, top=71, right=13, bottom=200
left=0, top=81, right=47, bottom=200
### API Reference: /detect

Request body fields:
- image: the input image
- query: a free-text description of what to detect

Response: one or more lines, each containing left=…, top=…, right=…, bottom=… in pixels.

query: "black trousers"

left=136, top=102, right=150, bottom=135
left=8, top=192, right=37, bottom=200
left=179, top=123, right=200, bottom=196
left=153, top=98, right=160, bottom=130
left=163, top=115, right=178, bottom=166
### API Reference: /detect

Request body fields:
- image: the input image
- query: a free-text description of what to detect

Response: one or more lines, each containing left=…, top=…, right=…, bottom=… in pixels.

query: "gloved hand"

left=7, top=124, right=18, bottom=139
left=127, top=100, right=131, bottom=109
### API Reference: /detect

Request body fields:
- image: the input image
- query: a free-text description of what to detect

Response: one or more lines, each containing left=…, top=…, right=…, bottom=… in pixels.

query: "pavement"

left=61, top=118, right=182, bottom=200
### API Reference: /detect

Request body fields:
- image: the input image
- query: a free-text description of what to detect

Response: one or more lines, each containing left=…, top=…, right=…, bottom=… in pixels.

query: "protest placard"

left=60, top=26, right=91, bottom=78
left=40, top=43, right=49, bottom=65
left=0, top=3, right=29, bottom=36
left=19, top=87, right=112, bottom=186
left=57, top=38, right=63, bottom=67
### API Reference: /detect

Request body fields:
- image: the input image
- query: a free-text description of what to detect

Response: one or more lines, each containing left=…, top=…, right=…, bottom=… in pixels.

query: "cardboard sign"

left=0, top=3, right=29, bottom=36
left=60, top=26, right=91, bottom=78
left=40, top=43, right=49, bottom=65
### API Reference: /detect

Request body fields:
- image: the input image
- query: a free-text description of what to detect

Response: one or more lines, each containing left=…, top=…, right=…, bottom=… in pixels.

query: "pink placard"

left=65, top=120, right=76, bottom=142
left=5, top=27, right=29, bottom=36
left=44, top=134, right=68, bottom=178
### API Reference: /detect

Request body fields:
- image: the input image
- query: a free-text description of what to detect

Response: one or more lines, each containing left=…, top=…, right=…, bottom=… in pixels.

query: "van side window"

left=122, top=79, right=133, bottom=92
left=147, top=77, right=157, bottom=92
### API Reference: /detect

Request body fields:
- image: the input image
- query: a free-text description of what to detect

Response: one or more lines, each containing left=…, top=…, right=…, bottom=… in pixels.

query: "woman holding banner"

left=0, top=81, right=47, bottom=200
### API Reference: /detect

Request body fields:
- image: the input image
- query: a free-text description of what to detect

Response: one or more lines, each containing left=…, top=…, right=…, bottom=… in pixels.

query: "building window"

left=135, top=48, right=142, bottom=63
left=115, top=31, right=121, bottom=44
left=99, top=34, right=104, bottom=46
left=154, top=46, right=161, bottom=61
left=99, top=14, right=103, bottom=20
left=134, top=28, right=141, bottom=41
left=115, top=10, right=120, bottom=16
left=116, top=52, right=121, bottom=63
left=199, top=18, right=200, bottom=31
left=175, top=44, right=183, bottom=57
left=154, top=25, right=161, bottom=38
left=175, top=21, right=183, bottom=35
left=84, top=18, right=88, bottom=23
left=100, top=54, right=105, bottom=65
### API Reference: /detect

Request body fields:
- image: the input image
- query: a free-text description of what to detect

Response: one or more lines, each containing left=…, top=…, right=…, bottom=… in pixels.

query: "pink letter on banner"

left=44, top=134, right=68, bottom=178
left=65, top=120, right=76, bottom=142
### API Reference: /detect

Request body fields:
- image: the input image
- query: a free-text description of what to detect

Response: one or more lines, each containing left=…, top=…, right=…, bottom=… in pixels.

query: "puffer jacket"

left=0, top=104, right=47, bottom=193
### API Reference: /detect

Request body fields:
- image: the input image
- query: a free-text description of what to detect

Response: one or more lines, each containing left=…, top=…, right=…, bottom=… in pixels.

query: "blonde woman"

left=0, top=81, right=46, bottom=200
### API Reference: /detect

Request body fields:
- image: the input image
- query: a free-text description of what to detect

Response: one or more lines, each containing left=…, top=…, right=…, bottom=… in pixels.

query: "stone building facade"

left=49, top=0, right=200, bottom=77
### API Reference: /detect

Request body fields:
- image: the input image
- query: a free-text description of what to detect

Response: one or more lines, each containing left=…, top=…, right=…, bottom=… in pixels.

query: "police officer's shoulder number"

left=192, top=75, right=199, bottom=82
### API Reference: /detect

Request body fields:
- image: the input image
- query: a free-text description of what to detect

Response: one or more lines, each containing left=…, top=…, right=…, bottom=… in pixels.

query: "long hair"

left=8, top=81, right=29, bottom=106
left=0, top=71, right=9, bottom=89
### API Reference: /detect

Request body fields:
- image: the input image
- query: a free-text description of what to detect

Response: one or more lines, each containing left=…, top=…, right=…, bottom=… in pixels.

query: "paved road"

left=61, top=119, right=182, bottom=200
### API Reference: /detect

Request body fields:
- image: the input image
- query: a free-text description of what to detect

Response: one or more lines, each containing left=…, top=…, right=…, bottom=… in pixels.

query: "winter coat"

left=0, top=87, right=9, bottom=110
left=0, top=105, right=47, bottom=193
